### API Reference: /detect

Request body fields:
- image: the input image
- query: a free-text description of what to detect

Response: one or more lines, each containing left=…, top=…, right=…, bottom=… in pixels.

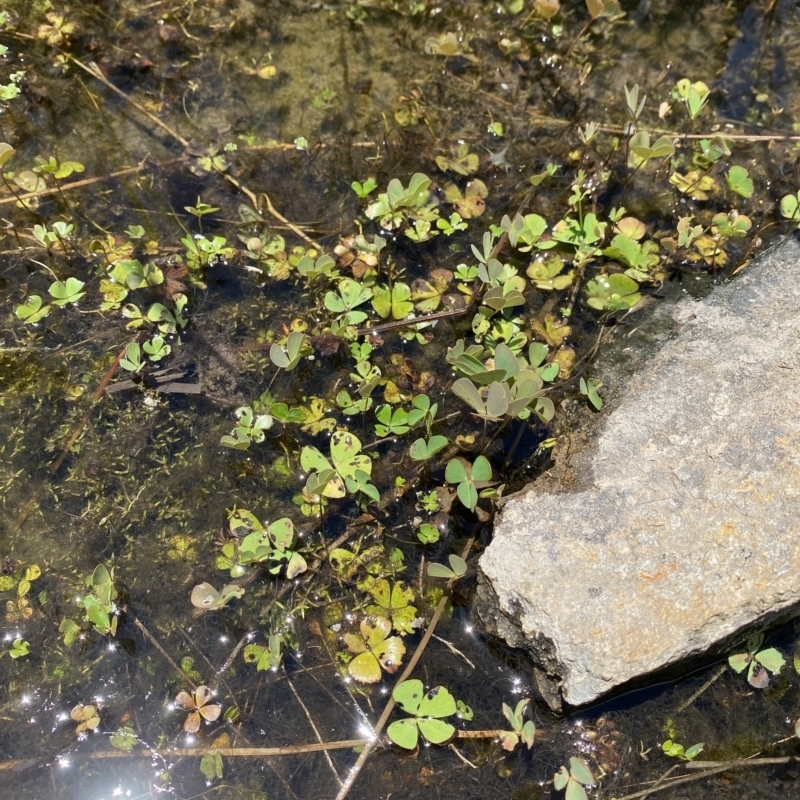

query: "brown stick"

left=611, top=756, right=799, bottom=800
left=131, top=613, right=198, bottom=690
left=356, top=307, right=469, bottom=337
left=0, top=726, right=525, bottom=774
left=67, top=57, right=190, bottom=148
left=0, top=741, right=371, bottom=772
left=0, top=159, right=184, bottom=207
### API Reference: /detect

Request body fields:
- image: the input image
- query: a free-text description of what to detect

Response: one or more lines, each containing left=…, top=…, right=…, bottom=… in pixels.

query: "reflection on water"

left=1, top=1, right=800, bottom=798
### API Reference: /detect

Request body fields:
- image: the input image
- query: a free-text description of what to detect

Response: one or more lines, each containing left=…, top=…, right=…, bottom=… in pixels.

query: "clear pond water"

left=2, top=1, right=800, bottom=799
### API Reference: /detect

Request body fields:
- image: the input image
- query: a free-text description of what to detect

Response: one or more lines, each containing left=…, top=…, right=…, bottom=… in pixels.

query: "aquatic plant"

left=301, top=430, right=379, bottom=503
left=70, top=703, right=100, bottom=734
left=387, top=679, right=457, bottom=749
left=59, top=565, right=120, bottom=645
left=222, top=510, right=308, bottom=578
left=661, top=739, right=704, bottom=761
left=553, top=757, right=594, bottom=800
left=427, top=554, right=468, bottom=583
left=189, top=581, right=245, bottom=611
left=220, top=405, right=274, bottom=450
left=174, top=685, right=222, bottom=732
left=728, top=632, right=785, bottom=688
left=499, top=698, right=536, bottom=751
left=444, top=455, right=493, bottom=512
left=343, top=616, right=406, bottom=683
left=3, top=1, right=800, bottom=795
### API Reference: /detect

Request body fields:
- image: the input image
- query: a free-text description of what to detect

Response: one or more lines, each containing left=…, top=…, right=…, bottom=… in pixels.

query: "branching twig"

left=611, top=755, right=799, bottom=800
left=67, top=57, right=190, bottom=147
left=674, top=663, right=727, bottom=713
left=131, top=613, right=198, bottom=690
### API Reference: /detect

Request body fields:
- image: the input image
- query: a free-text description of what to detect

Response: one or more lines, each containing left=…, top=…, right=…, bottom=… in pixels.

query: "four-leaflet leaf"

left=387, top=679, right=457, bottom=749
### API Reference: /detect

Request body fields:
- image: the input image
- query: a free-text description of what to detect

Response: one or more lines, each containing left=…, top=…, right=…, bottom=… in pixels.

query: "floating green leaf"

left=344, top=617, right=406, bottom=683
left=190, top=582, right=245, bottom=611
left=109, top=726, right=138, bottom=751
left=584, top=273, right=641, bottom=312
left=48, top=276, right=85, bottom=306
left=15, top=295, right=50, bottom=323
left=427, top=554, right=467, bottom=581
left=409, top=435, right=448, bottom=461
left=726, top=165, right=753, bottom=198
left=372, top=283, right=414, bottom=320
left=367, top=579, right=417, bottom=634
left=200, top=752, right=224, bottom=781
left=387, top=680, right=457, bottom=749
left=780, top=191, right=800, bottom=225
left=270, top=331, right=309, bottom=370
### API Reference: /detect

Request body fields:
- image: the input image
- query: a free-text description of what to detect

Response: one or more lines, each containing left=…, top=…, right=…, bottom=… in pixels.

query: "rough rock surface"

left=474, top=235, right=800, bottom=710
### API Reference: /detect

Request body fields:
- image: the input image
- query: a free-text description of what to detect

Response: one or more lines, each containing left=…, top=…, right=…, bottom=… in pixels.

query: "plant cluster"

left=5, top=1, right=800, bottom=795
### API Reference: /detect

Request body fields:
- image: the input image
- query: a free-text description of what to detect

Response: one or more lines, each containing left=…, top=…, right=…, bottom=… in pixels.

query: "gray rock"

left=474, top=235, right=800, bottom=710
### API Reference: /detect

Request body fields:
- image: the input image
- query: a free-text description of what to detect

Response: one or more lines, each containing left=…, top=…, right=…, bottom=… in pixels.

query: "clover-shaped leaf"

left=444, top=455, right=492, bottom=511
left=109, top=726, right=138, bottom=751
left=444, top=179, right=488, bottom=219
left=175, top=685, right=222, bottom=733
left=532, top=313, right=571, bottom=347
left=190, top=582, right=245, bottom=610
left=366, top=579, right=417, bottom=634
left=344, top=616, right=406, bottom=683
left=726, top=165, right=753, bottom=198
left=526, top=255, right=573, bottom=291
left=427, top=554, right=468, bottom=581
left=554, top=757, right=594, bottom=800
left=409, top=435, right=448, bottom=461
left=669, top=170, right=717, bottom=201
left=15, top=295, right=50, bottom=323
left=325, top=278, right=373, bottom=313
left=71, top=703, right=101, bottom=734
left=372, top=283, right=414, bottom=320
left=435, top=142, right=479, bottom=176
left=729, top=633, right=785, bottom=688
left=584, top=273, right=641, bottom=312
left=49, top=277, right=85, bottom=306
left=270, top=331, right=309, bottom=370
left=387, top=680, right=457, bottom=749
left=330, top=430, right=372, bottom=482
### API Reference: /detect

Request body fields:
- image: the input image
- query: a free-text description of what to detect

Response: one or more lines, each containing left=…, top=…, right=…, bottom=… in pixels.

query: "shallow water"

left=1, top=1, right=800, bottom=799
